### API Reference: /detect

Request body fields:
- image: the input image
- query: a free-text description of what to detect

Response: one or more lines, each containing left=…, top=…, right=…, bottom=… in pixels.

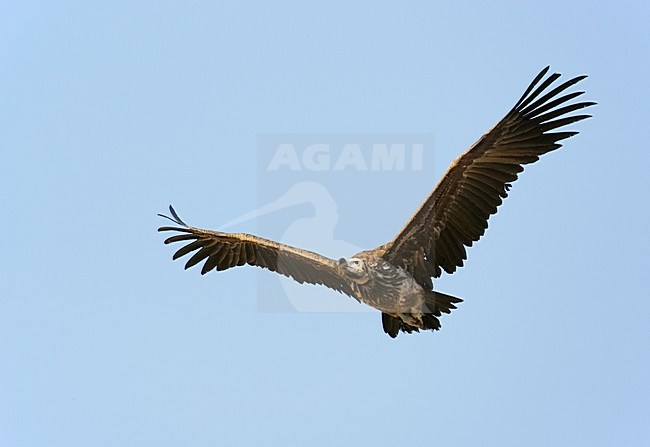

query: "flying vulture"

left=159, top=66, right=594, bottom=337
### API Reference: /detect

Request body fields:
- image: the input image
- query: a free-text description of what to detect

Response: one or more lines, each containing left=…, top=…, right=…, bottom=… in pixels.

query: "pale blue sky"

left=2, top=1, right=649, bottom=446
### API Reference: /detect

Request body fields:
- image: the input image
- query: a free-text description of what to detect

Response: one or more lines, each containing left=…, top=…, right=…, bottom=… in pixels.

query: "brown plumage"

left=159, top=66, right=594, bottom=338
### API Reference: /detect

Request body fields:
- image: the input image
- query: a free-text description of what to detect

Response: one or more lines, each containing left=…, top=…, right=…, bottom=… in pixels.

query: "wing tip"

left=514, top=66, right=593, bottom=116
left=158, top=226, right=192, bottom=234
left=158, top=205, right=189, bottom=227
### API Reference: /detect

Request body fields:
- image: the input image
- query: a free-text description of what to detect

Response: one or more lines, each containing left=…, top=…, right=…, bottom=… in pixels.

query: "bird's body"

left=336, top=250, right=462, bottom=336
left=344, top=250, right=425, bottom=315
left=159, top=66, right=594, bottom=337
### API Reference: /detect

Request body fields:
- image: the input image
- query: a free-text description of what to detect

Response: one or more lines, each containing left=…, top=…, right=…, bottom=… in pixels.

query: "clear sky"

left=2, top=1, right=649, bottom=446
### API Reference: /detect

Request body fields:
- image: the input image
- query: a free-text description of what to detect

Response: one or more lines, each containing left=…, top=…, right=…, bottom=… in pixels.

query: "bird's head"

left=338, top=256, right=370, bottom=284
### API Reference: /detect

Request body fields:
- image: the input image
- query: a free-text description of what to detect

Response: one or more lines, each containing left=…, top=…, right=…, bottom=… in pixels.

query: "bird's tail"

left=381, top=290, right=463, bottom=338
left=425, top=289, right=463, bottom=317
left=419, top=290, right=463, bottom=333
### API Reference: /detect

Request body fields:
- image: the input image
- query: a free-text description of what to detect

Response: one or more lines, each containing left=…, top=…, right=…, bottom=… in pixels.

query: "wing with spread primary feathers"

left=382, top=66, right=595, bottom=289
left=158, top=206, right=355, bottom=297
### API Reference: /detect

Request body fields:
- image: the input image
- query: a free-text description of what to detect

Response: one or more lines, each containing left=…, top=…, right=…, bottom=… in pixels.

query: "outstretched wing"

left=158, top=206, right=355, bottom=297
left=382, top=66, right=595, bottom=289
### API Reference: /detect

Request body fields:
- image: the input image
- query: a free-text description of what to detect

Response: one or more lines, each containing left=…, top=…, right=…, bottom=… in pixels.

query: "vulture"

left=159, top=66, right=594, bottom=338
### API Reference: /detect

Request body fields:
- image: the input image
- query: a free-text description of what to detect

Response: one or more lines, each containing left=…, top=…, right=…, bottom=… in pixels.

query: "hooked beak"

left=338, top=258, right=360, bottom=276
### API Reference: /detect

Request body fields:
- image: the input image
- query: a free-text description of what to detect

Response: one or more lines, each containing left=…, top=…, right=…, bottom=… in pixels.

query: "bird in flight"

left=159, top=66, right=594, bottom=338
